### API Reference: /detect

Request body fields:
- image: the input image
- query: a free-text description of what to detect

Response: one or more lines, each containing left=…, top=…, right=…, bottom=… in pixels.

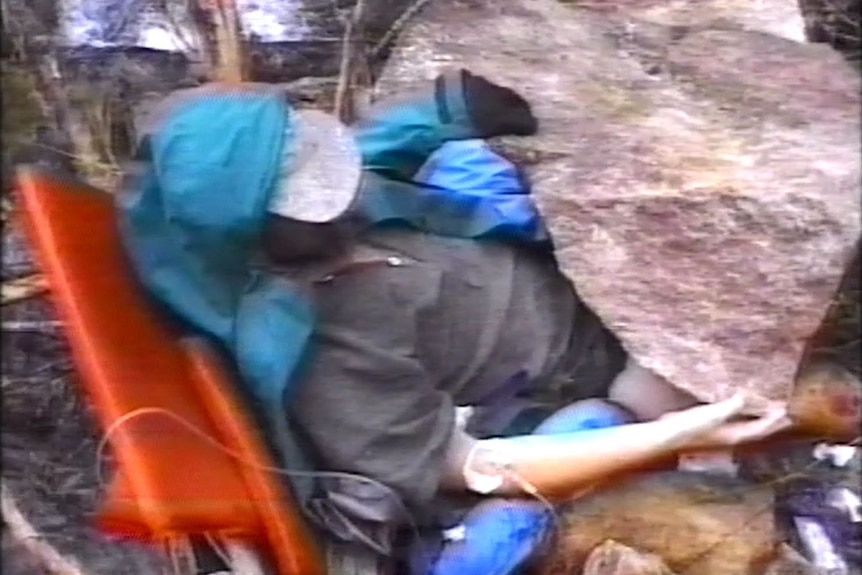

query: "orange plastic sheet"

left=14, top=168, right=323, bottom=575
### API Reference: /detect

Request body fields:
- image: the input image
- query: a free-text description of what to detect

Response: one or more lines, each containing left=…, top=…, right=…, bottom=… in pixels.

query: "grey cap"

left=267, top=109, right=362, bottom=223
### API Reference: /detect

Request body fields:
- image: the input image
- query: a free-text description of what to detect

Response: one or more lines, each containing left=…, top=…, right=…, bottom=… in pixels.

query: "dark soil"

left=1, top=236, right=170, bottom=574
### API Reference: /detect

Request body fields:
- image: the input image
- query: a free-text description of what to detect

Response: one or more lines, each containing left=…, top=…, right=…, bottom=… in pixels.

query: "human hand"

left=653, top=393, right=747, bottom=449
left=683, top=403, right=793, bottom=449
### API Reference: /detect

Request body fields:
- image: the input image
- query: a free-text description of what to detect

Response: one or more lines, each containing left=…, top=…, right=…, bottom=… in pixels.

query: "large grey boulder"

left=375, top=0, right=861, bottom=408
left=601, top=0, right=808, bottom=42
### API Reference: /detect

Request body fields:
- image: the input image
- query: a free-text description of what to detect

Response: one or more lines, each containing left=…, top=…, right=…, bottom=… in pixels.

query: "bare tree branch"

left=334, top=0, right=369, bottom=124
left=2, top=320, right=63, bottom=333
left=207, top=0, right=246, bottom=82
left=370, top=0, right=433, bottom=59
left=1, top=482, right=88, bottom=575
left=2, top=274, right=49, bottom=306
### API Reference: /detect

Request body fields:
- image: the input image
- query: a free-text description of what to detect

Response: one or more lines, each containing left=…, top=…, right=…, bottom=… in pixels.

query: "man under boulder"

left=118, top=71, right=795, bottom=575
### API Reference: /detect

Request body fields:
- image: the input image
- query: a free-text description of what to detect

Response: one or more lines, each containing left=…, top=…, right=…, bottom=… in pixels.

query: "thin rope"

left=94, top=407, right=556, bottom=571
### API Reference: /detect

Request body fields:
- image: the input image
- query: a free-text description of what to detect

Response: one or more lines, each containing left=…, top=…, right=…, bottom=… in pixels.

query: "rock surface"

left=534, top=471, right=778, bottom=575
left=375, top=0, right=862, bottom=408
left=599, top=0, right=808, bottom=43
left=582, top=540, right=677, bottom=575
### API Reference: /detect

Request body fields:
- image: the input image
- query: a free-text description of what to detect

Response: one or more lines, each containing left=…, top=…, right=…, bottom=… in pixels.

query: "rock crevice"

left=375, top=0, right=861, bottom=406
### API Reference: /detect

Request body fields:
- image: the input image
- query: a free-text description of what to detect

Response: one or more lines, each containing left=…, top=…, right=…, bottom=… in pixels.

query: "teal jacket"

left=117, top=74, right=546, bottom=417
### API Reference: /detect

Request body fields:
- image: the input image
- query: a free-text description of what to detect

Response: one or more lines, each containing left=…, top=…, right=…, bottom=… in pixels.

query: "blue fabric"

left=115, top=77, right=562, bottom=569
left=416, top=140, right=525, bottom=196
left=360, top=140, right=550, bottom=245
left=423, top=401, right=631, bottom=575
left=353, top=72, right=478, bottom=181
left=117, top=89, right=315, bottom=407
left=428, top=500, right=552, bottom=575
left=119, top=77, right=551, bottom=415
left=531, top=402, right=632, bottom=436
left=353, top=72, right=549, bottom=246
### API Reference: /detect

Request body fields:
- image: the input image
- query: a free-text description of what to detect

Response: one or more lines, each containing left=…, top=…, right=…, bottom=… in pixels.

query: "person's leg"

left=564, top=295, right=702, bottom=423
left=429, top=299, right=707, bottom=575
left=608, top=357, right=701, bottom=422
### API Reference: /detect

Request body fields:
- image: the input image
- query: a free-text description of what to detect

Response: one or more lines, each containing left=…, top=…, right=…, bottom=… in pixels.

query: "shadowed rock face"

left=375, top=0, right=862, bottom=409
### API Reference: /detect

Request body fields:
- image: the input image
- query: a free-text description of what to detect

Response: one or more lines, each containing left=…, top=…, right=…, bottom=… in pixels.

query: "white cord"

left=96, top=408, right=400, bottom=501
left=94, top=407, right=430, bottom=567
left=461, top=440, right=562, bottom=535
left=504, top=468, right=560, bottom=530
left=95, top=407, right=565, bottom=570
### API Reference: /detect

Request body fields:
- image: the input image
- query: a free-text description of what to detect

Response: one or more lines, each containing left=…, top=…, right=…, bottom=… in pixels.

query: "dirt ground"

left=1, top=296, right=171, bottom=575
left=1, top=228, right=859, bottom=574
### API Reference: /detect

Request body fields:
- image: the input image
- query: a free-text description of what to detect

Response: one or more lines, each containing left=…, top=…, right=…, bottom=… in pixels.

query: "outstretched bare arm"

left=441, top=394, right=777, bottom=500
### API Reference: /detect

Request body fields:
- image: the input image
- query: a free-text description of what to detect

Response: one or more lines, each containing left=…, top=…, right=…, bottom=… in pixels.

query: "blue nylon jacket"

left=116, top=74, right=548, bottom=416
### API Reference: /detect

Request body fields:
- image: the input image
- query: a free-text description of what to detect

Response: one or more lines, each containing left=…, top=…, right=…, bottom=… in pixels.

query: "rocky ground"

left=2, top=1, right=860, bottom=574
left=1, top=296, right=171, bottom=574
left=1, top=234, right=859, bottom=575
left=3, top=319, right=858, bottom=575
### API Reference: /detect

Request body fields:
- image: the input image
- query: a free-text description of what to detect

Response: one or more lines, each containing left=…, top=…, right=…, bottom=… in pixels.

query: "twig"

left=208, top=0, right=246, bottom=82
left=163, top=0, right=203, bottom=56
left=2, top=274, right=49, bottom=306
left=370, top=0, right=434, bottom=59
left=8, top=139, right=123, bottom=179
left=2, top=320, right=63, bottom=333
left=333, top=0, right=368, bottom=124
left=0, top=482, right=88, bottom=575
left=674, top=436, right=862, bottom=572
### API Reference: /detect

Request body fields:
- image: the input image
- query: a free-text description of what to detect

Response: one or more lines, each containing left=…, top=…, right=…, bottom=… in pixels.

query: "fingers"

left=728, top=407, right=792, bottom=444
left=668, top=393, right=746, bottom=426
left=690, top=404, right=793, bottom=448
left=659, top=393, right=747, bottom=447
left=710, top=393, right=748, bottom=420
